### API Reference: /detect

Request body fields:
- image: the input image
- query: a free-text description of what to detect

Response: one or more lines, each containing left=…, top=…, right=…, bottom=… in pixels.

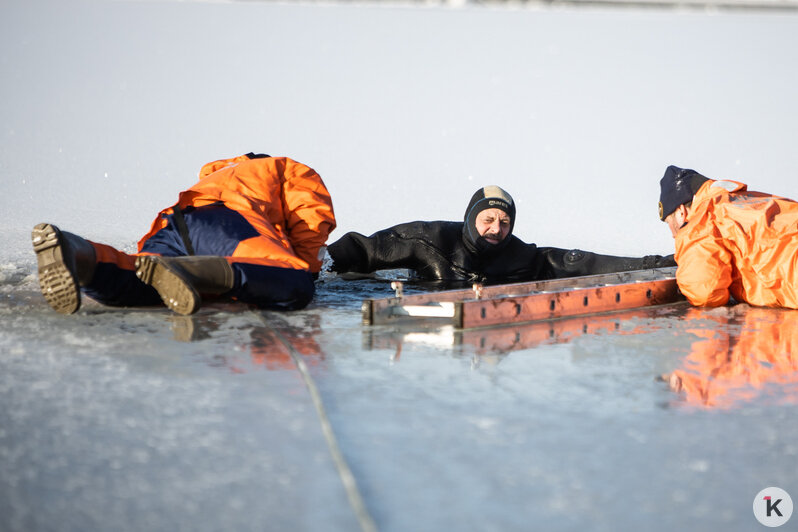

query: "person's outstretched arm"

left=536, top=247, right=676, bottom=279
left=673, top=229, right=733, bottom=307
left=327, top=226, right=423, bottom=274
left=327, top=220, right=465, bottom=278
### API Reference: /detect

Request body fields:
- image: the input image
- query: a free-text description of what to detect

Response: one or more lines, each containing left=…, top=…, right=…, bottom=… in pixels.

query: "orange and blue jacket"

left=137, top=154, right=336, bottom=273
left=674, top=179, right=798, bottom=308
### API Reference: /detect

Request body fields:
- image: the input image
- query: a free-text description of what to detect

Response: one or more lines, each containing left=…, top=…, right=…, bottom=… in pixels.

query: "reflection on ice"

left=363, top=304, right=687, bottom=356
left=5, top=276, right=798, bottom=530
left=663, top=306, right=798, bottom=409
left=364, top=301, right=798, bottom=410
left=168, top=309, right=328, bottom=372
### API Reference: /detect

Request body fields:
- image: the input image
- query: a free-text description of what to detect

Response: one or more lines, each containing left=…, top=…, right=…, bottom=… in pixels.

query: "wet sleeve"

left=536, top=247, right=676, bottom=279
left=674, top=232, right=732, bottom=307
left=327, top=228, right=421, bottom=274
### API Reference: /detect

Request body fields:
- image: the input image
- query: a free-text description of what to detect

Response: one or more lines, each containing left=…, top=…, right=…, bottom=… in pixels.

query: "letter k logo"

left=754, top=488, right=793, bottom=527
left=765, top=496, right=784, bottom=517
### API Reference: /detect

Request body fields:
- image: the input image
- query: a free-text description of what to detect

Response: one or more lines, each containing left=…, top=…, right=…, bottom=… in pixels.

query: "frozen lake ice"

left=4, top=280, right=798, bottom=531
left=2, top=0, right=798, bottom=530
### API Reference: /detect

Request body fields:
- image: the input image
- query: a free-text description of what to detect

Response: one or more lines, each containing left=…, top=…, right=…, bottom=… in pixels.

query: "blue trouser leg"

left=138, top=204, right=315, bottom=310
left=82, top=262, right=162, bottom=307
left=229, top=263, right=315, bottom=311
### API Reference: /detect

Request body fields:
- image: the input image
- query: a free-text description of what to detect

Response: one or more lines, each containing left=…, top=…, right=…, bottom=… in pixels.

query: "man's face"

left=664, top=205, right=687, bottom=238
left=475, top=208, right=511, bottom=244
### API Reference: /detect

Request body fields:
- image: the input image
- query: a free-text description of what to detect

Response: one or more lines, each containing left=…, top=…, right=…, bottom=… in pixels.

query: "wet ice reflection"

left=5, top=282, right=798, bottom=531
left=362, top=303, right=798, bottom=410
left=316, top=302, right=798, bottom=530
left=662, top=306, right=798, bottom=409
left=168, top=309, right=329, bottom=372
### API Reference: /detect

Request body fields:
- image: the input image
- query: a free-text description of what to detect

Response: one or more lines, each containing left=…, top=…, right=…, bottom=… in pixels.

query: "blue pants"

left=83, top=204, right=315, bottom=310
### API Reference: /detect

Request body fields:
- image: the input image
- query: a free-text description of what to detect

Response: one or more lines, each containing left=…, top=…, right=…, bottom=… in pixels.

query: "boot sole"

left=135, top=256, right=200, bottom=315
left=31, top=223, right=81, bottom=315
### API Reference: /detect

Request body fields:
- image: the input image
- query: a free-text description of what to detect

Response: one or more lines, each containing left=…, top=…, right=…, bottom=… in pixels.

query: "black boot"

left=134, top=256, right=235, bottom=315
left=31, top=223, right=97, bottom=314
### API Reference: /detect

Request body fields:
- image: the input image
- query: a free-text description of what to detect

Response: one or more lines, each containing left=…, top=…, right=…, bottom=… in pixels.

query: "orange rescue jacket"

left=139, top=155, right=336, bottom=273
left=674, top=179, right=798, bottom=308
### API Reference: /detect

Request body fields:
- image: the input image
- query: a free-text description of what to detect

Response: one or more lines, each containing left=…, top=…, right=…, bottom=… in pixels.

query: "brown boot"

left=134, top=256, right=235, bottom=315
left=31, top=223, right=97, bottom=315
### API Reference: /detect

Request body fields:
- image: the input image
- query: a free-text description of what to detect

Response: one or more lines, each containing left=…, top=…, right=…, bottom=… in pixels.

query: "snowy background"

left=2, top=1, right=798, bottom=531
left=3, top=0, right=798, bottom=262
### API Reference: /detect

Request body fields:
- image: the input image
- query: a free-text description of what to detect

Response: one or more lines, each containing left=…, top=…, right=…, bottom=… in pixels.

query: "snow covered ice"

left=2, top=0, right=798, bottom=531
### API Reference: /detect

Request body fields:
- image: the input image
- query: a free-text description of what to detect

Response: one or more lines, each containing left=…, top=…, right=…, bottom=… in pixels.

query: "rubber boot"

left=31, top=223, right=97, bottom=315
left=134, top=255, right=235, bottom=315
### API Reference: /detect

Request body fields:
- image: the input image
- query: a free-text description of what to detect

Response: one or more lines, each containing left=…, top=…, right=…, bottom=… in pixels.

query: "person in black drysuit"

left=327, top=185, right=674, bottom=287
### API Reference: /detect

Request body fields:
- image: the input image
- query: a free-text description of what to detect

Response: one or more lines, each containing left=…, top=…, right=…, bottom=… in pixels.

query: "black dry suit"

left=327, top=188, right=674, bottom=286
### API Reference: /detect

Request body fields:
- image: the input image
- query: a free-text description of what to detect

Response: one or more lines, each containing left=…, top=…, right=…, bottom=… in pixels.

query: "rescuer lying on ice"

left=658, top=164, right=798, bottom=308
left=327, top=185, right=674, bottom=284
left=32, top=153, right=336, bottom=315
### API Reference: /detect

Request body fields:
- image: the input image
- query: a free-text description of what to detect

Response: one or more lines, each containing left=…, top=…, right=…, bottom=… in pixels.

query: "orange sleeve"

left=280, top=159, right=337, bottom=273
left=674, top=227, right=733, bottom=307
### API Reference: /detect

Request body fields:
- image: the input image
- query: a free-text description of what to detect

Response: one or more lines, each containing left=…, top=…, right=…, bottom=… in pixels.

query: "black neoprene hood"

left=462, top=185, right=516, bottom=255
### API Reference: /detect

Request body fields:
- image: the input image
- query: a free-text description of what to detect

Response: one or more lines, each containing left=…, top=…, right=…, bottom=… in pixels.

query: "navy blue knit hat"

left=658, top=166, right=709, bottom=221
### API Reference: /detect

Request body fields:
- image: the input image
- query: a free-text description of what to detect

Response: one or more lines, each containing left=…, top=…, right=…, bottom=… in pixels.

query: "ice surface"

left=2, top=0, right=798, bottom=531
